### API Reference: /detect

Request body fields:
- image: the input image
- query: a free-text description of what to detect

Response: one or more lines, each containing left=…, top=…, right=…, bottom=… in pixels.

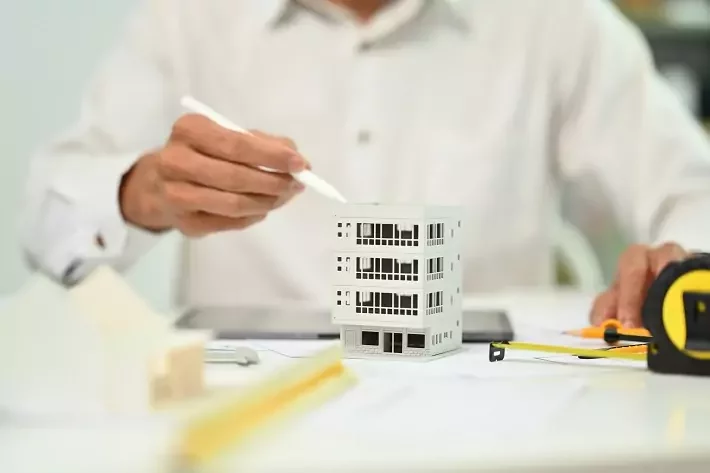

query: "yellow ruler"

left=175, top=345, right=356, bottom=469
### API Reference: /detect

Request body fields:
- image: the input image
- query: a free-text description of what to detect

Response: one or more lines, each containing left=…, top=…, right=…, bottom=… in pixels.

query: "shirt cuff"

left=49, top=153, right=162, bottom=282
left=652, top=195, right=710, bottom=254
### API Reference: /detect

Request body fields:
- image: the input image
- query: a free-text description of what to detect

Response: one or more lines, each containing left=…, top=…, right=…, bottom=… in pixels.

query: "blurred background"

left=0, top=0, right=708, bottom=295
left=561, top=0, right=710, bottom=283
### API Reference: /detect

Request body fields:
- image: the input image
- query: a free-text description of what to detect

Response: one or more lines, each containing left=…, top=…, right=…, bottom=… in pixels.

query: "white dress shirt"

left=21, top=0, right=710, bottom=308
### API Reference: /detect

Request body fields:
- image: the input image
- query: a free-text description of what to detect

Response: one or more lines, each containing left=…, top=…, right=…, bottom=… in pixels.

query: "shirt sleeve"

left=20, top=0, right=182, bottom=285
left=552, top=0, right=710, bottom=253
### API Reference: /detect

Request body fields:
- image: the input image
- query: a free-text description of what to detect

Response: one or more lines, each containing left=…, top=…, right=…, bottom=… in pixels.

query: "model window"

left=362, top=331, right=379, bottom=346
left=363, top=223, right=373, bottom=237
left=384, top=332, right=393, bottom=352
left=426, top=290, right=444, bottom=315
left=355, top=222, right=419, bottom=247
left=393, top=333, right=403, bottom=353
left=426, top=222, right=445, bottom=246
left=356, top=291, right=418, bottom=316
left=426, top=257, right=444, bottom=281
left=407, top=333, right=425, bottom=349
left=356, top=257, right=419, bottom=282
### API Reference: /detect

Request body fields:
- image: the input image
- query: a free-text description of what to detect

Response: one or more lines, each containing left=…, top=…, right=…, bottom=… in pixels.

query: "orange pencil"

left=564, top=319, right=651, bottom=339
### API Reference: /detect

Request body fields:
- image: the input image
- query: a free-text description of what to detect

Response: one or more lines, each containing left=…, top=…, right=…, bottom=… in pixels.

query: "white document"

left=246, top=340, right=339, bottom=358
left=342, top=344, right=598, bottom=381
left=537, top=355, right=647, bottom=370
left=288, top=375, right=587, bottom=442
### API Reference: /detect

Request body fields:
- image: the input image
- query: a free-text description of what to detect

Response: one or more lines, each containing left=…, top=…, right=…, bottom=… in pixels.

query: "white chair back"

left=552, top=216, right=605, bottom=292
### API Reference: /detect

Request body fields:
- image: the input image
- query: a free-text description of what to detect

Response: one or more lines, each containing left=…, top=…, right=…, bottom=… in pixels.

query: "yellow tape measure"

left=489, top=341, right=646, bottom=362
left=644, top=253, right=710, bottom=375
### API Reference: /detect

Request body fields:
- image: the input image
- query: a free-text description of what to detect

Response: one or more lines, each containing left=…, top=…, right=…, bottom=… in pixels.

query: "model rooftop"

left=334, top=203, right=462, bottom=219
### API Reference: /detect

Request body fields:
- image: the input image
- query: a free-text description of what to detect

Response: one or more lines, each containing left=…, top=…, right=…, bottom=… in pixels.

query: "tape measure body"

left=643, top=254, right=710, bottom=376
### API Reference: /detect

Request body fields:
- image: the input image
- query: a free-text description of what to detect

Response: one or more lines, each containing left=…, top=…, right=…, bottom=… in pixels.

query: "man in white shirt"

left=21, top=0, right=710, bottom=328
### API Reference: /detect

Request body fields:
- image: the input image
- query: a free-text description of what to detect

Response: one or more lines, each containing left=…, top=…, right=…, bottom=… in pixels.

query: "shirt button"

left=357, top=130, right=371, bottom=144
left=359, top=41, right=373, bottom=52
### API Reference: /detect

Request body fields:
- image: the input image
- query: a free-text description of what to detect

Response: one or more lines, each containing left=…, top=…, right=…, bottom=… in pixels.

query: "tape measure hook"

left=489, top=342, right=507, bottom=362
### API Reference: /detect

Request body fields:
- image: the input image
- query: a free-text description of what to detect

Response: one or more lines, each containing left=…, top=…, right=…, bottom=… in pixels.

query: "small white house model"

left=332, top=204, right=463, bottom=358
left=0, top=266, right=207, bottom=418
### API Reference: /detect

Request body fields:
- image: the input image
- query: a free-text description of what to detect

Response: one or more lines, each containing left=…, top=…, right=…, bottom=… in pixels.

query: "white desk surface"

left=208, top=290, right=710, bottom=473
left=3, top=290, right=710, bottom=473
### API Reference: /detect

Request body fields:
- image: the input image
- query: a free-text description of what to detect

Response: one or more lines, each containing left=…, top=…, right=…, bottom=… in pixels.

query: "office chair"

left=553, top=217, right=606, bottom=292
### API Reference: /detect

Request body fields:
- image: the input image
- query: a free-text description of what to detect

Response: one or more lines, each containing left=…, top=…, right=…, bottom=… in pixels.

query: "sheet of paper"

left=207, top=333, right=639, bottom=385
left=514, top=322, right=615, bottom=348
left=343, top=343, right=619, bottom=381
left=203, top=351, right=297, bottom=389
left=287, top=375, right=587, bottom=443
left=206, top=340, right=263, bottom=352
left=536, top=355, right=647, bottom=370
left=245, top=340, right=339, bottom=358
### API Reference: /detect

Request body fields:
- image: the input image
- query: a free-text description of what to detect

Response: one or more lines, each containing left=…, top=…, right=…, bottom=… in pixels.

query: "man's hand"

left=119, top=114, right=308, bottom=237
left=589, top=243, right=688, bottom=328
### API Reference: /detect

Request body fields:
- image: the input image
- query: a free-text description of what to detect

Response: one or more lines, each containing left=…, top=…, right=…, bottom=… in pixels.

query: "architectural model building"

left=0, top=266, right=208, bottom=417
left=332, top=204, right=463, bottom=358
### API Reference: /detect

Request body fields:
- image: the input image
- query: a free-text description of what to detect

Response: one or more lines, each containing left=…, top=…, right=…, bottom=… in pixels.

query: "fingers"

left=175, top=213, right=266, bottom=238
left=171, top=114, right=308, bottom=172
left=616, top=243, right=687, bottom=328
left=249, top=130, right=311, bottom=169
left=250, top=131, right=298, bottom=151
left=159, top=117, right=307, bottom=239
left=158, top=143, right=301, bottom=196
left=163, top=180, right=279, bottom=219
left=616, top=245, right=652, bottom=328
left=593, top=243, right=689, bottom=329
left=589, top=287, right=618, bottom=326
left=649, top=242, right=686, bottom=276
left=273, top=184, right=304, bottom=210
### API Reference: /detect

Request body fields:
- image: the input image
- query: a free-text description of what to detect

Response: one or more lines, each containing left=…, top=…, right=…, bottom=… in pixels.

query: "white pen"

left=180, top=95, right=347, bottom=204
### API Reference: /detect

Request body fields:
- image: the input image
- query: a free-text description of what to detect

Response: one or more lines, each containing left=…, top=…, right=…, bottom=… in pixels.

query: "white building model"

left=332, top=204, right=462, bottom=358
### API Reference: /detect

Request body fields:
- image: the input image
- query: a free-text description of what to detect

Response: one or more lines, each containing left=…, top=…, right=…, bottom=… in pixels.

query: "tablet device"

left=175, top=306, right=514, bottom=343
left=461, top=309, right=514, bottom=342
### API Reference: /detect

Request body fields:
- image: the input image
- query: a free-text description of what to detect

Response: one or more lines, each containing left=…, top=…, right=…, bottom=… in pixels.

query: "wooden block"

left=152, top=331, right=209, bottom=407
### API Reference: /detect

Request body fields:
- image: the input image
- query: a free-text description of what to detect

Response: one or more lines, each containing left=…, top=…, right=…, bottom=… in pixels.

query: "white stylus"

left=180, top=95, right=347, bottom=204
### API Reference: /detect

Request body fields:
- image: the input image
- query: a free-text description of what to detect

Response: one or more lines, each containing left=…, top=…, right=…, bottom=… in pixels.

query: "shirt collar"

left=257, top=0, right=472, bottom=32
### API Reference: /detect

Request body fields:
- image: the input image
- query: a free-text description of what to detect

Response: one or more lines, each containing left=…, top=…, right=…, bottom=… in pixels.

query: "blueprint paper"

left=285, top=375, right=587, bottom=442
